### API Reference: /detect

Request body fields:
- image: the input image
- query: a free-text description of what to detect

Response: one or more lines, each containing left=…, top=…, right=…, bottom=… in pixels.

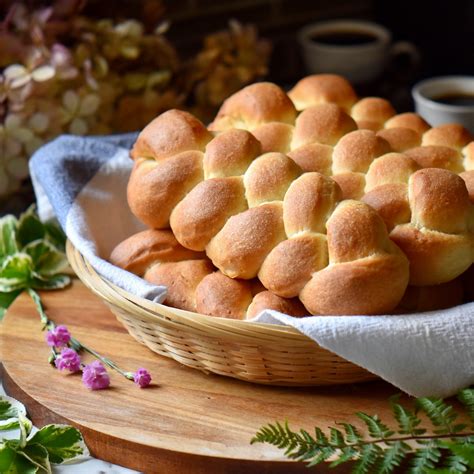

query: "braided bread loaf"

left=124, top=74, right=474, bottom=315
left=110, top=229, right=307, bottom=319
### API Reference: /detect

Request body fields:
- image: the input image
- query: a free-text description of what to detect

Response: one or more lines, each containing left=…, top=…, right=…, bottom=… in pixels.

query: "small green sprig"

left=251, top=388, right=474, bottom=473
left=0, top=205, right=69, bottom=319
left=0, top=395, right=88, bottom=473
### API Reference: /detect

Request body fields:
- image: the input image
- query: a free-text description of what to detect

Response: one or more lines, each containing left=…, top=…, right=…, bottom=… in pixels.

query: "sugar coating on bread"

left=288, top=74, right=358, bottom=111
left=110, top=229, right=309, bottom=318
left=109, top=229, right=205, bottom=276
left=209, top=82, right=296, bottom=131
left=124, top=74, right=474, bottom=316
left=390, top=169, right=472, bottom=285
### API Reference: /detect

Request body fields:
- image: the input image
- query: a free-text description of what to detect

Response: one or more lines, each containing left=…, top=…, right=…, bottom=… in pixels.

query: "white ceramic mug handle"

left=390, top=41, right=421, bottom=68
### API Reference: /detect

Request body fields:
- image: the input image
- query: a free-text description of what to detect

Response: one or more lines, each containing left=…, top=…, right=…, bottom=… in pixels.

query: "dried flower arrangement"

left=0, top=1, right=271, bottom=199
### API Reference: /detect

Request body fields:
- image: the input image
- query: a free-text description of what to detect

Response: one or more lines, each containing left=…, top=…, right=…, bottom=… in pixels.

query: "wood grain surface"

left=0, top=280, right=408, bottom=473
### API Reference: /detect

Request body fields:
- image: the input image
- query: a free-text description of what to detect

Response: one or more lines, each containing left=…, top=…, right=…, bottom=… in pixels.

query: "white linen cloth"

left=30, top=134, right=474, bottom=398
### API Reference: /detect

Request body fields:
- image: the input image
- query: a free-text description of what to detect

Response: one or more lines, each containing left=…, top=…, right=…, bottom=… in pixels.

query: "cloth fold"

left=30, top=134, right=474, bottom=397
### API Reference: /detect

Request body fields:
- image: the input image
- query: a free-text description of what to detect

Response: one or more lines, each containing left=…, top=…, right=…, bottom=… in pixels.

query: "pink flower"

left=82, top=361, right=110, bottom=390
left=45, top=325, right=71, bottom=347
left=133, top=368, right=151, bottom=388
left=55, top=348, right=81, bottom=372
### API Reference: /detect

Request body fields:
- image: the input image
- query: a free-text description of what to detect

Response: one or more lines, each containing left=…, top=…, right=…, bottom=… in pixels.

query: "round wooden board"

left=0, top=280, right=403, bottom=473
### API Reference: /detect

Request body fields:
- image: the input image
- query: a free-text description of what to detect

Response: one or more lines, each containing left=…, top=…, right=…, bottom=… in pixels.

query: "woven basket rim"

left=66, top=240, right=317, bottom=342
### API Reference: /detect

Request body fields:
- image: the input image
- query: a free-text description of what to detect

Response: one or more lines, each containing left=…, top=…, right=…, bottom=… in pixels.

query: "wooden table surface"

left=0, top=280, right=406, bottom=473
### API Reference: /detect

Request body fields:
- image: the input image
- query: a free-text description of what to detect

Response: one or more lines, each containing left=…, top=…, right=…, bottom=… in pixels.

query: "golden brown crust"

left=195, top=272, right=253, bottom=319
left=287, top=143, right=333, bottom=174
left=332, top=130, right=391, bottom=174
left=246, top=291, right=308, bottom=318
left=409, top=168, right=470, bottom=234
left=385, top=113, right=431, bottom=135
left=390, top=224, right=472, bottom=285
left=422, top=123, right=473, bottom=150
left=206, top=202, right=286, bottom=279
left=127, top=152, right=204, bottom=228
left=460, top=170, right=474, bottom=202
left=365, top=153, right=419, bottom=192
left=405, top=146, right=463, bottom=173
left=327, top=200, right=393, bottom=263
left=209, top=82, right=297, bottom=131
left=463, top=142, right=474, bottom=170
left=144, top=259, right=214, bottom=312
left=131, top=109, right=212, bottom=161
left=288, top=74, right=357, bottom=111
left=170, top=177, right=247, bottom=251
left=259, top=234, right=328, bottom=298
left=351, top=97, right=396, bottom=131
left=283, top=173, right=341, bottom=236
left=244, top=153, right=302, bottom=207
left=376, top=127, right=421, bottom=152
left=252, top=122, right=294, bottom=153
left=362, top=183, right=411, bottom=231
left=109, top=229, right=204, bottom=276
left=203, top=129, right=261, bottom=179
left=291, top=103, right=357, bottom=148
left=331, top=172, right=366, bottom=200
left=300, top=253, right=409, bottom=315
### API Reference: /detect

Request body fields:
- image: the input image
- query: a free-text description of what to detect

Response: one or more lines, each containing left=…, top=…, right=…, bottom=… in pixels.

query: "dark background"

left=78, top=0, right=474, bottom=110
left=82, top=0, right=474, bottom=86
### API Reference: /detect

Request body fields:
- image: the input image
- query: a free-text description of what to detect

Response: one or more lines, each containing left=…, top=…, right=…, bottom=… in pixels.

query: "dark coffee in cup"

left=310, top=31, right=378, bottom=46
left=432, top=93, right=474, bottom=107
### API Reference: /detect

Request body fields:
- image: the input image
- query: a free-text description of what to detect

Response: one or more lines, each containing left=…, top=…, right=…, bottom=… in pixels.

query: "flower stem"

left=28, top=288, right=134, bottom=380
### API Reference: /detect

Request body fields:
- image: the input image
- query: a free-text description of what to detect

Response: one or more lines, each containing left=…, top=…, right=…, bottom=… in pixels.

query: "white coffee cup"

left=298, top=20, right=418, bottom=84
left=412, top=76, right=474, bottom=133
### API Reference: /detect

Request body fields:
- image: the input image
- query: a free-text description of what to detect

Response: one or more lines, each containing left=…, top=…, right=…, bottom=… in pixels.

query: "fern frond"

left=458, top=389, right=474, bottom=426
left=329, top=446, right=358, bottom=467
left=416, top=398, right=457, bottom=434
left=372, top=441, right=409, bottom=474
left=356, top=412, right=394, bottom=439
left=390, top=398, right=425, bottom=436
left=352, top=443, right=383, bottom=474
left=337, top=422, right=363, bottom=444
left=329, top=427, right=345, bottom=447
left=409, top=442, right=442, bottom=473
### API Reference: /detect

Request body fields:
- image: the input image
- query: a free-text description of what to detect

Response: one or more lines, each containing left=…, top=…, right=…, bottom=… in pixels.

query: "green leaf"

left=0, top=441, right=38, bottom=474
left=390, top=397, right=425, bottom=436
left=0, top=253, right=33, bottom=290
left=416, top=398, right=458, bottom=434
left=30, top=275, right=71, bottom=291
left=409, top=443, right=442, bottom=473
left=0, top=289, right=22, bottom=320
left=458, top=389, right=474, bottom=426
left=43, top=221, right=66, bottom=252
left=353, top=443, right=383, bottom=474
left=356, top=413, right=395, bottom=439
left=337, top=422, right=362, bottom=444
left=444, top=442, right=474, bottom=468
left=18, top=444, right=51, bottom=474
left=28, top=424, right=89, bottom=464
left=329, top=445, right=358, bottom=467
left=329, top=427, right=345, bottom=447
left=0, top=215, right=19, bottom=260
left=23, top=240, right=68, bottom=277
left=373, top=441, right=408, bottom=474
left=0, top=396, right=28, bottom=431
left=17, top=207, right=45, bottom=249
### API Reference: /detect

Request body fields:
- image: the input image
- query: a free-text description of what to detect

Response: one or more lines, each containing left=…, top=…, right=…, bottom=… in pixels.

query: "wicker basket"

left=67, top=241, right=377, bottom=386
